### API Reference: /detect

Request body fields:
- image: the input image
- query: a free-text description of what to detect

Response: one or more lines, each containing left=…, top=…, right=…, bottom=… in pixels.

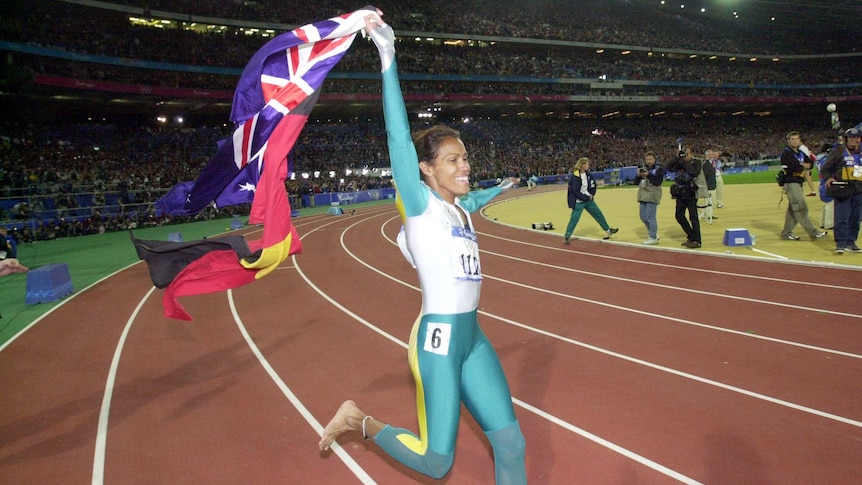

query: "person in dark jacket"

left=698, top=149, right=719, bottom=224
left=822, top=126, right=862, bottom=253
left=779, top=131, right=827, bottom=242
left=666, top=147, right=704, bottom=248
left=563, top=157, right=618, bottom=244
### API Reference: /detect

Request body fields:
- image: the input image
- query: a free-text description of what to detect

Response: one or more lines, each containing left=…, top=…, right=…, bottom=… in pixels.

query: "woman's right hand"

left=364, top=10, right=395, bottom=72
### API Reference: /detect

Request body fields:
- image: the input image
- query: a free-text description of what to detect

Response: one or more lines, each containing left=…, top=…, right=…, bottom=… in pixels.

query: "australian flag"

left=140, top=7, right=379, bottom=320
left=157, top=7, right=378, bottom=215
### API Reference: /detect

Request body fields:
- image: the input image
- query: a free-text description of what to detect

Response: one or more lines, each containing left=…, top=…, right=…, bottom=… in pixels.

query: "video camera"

left=677, top=137, right=687, bottom=159
left=531, top=222, right=554, bottom=231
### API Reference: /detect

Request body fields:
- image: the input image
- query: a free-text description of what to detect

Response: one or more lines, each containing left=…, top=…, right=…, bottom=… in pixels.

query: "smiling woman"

left=318, top=15, right=527, bottom=484
left=415, top=126, right=472, bottom=207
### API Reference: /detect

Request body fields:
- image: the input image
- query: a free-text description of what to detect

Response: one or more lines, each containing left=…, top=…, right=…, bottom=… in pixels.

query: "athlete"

left=319, top=12, right=527, bottom=484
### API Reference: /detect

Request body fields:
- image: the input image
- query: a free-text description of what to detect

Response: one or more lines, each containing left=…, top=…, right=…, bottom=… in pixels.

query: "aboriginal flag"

left=138, top=7, right=378, bottom=320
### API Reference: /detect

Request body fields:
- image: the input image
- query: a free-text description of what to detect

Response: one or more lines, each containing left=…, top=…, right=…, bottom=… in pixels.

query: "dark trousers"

left=833, top=192, right=862, bottom=249
left=675, top=197, right=701, bottom=243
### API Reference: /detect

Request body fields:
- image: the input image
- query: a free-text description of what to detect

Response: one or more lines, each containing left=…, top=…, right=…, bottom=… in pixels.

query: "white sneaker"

left=643, top=238, right=659, bottom=245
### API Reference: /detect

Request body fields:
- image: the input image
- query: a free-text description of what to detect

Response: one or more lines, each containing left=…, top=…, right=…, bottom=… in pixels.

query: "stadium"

left=1, top=1, right=861, bottom=484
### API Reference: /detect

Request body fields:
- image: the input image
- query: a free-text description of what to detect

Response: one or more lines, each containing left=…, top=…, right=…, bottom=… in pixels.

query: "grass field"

left=0, top=202, right=391, bottom=347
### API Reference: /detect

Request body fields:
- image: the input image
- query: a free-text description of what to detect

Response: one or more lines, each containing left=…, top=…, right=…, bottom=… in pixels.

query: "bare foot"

left=319, top=400, right=366, bottom=451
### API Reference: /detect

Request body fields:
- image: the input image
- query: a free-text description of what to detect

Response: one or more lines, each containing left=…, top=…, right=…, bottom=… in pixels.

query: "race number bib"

left=853, top=165, right=862, bottom=178
left=423, top=322, right=452, bottom=356
left=450, top=227, right=481, bottom=281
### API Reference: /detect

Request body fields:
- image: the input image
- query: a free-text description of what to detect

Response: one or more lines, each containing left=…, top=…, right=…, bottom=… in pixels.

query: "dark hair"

left=412, top=125, right=461, bottom=164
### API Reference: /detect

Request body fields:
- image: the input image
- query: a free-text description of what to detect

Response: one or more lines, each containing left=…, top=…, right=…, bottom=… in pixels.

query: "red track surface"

left=2, top=195, right=861, bottom=484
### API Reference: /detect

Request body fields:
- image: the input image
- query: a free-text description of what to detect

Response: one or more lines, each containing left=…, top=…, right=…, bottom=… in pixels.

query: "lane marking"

left=341, top=215, right=862, bottom=425
left=1, top=261, right=143, bottom=353
left=228, top=291, right=376, bottom=485
left=481, top=273, right=862, bottom=359
left=479, top=197, right=862, bottom=275
left=477, top=223, right=862, bottom=291
left=377, top=214, right=862, bottom=351
left=92, top=286, right=156, bottom=485
left=479, top=306, right=862, bottom=429
left=748, top=247, right=789, bottom=259
left=285, top=213, right=704, bottom=484
left=479, top=248, right=861, bottom=320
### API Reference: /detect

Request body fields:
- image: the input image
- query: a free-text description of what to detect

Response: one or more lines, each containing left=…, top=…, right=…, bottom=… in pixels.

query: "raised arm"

left=367, top=15, right=427, bottom=217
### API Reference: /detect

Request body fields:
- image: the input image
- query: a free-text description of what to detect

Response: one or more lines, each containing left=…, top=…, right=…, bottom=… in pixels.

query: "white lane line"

left=748, top=247, right=790, bottom=259
left=480, top=308, right=862, bottom=429
left=377, top=214, right=862, bottom=355
left=357, top=215, right=862, bottom=422
left=477, top=227, right=862, bottom=291
left=479, top=248, right=860, bottom=320
left=289, top=214, right=702, bottom=484
left=92, top=286, right=156, bottom=485
left=1, top=261, right=144, bottom=353
left=512, top=398, right=701, bottom=485
left=481, top=273, right=862, bottom=360
left=228, top=291, right=376, bottom=485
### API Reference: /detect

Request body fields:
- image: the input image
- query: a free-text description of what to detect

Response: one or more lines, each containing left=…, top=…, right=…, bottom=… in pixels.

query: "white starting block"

left=723, top=228, right=752, bottom=246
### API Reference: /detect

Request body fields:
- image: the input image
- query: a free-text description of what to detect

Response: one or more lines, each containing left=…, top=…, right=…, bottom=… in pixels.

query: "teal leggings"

left=564, top=199, right=610, bottom=238
left=373, top=311, right=526, bottom=483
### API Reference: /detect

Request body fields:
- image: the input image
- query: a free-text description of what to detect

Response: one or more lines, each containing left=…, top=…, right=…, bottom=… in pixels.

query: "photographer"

left=667, top=147, right=704, bottom=248
left=635, top=151, right=665, bottom=245
left=821, top=126, right=862, bottom=253
left=779, top=131, right=827, bottom=242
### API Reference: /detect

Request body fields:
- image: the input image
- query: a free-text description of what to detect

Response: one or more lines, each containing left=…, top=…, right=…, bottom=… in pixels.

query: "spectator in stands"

left=667, top=147, right=703, bottom=248
left=563, top=157, right=619, bottom=244
left=635, top=151, right=664, bottom=245
left=779, top=131, right=827, bottom=242
left=12, top=201, right=30, bottom=220
left=821, top=126, right=862, bottom=254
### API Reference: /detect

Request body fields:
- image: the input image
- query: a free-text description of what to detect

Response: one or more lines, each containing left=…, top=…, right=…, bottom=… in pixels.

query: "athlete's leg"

left=373, top=313, right=470, bottom=478
left=461, top=324, right=526, bottom=485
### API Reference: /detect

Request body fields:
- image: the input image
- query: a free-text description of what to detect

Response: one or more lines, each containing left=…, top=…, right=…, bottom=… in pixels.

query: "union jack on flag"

left=158, top=7, right=379, bottom=215
left=145, top=7, right=379, bottom=320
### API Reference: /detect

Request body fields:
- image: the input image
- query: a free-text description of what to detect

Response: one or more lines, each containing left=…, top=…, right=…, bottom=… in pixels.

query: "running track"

left=2, top=192, right=861, bottom=484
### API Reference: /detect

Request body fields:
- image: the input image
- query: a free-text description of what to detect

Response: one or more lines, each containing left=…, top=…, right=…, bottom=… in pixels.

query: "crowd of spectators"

left=0, top=0, right=853, bottom=246
left=3, top=1, right=859, bottom=100
left=99, top=0, right=854, bottom=55
left=1, top=113, right=838, bottom=203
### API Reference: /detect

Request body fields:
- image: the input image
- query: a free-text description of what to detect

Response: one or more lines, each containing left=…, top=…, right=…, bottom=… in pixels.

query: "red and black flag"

left=137, top=7, right=379, bottom=320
